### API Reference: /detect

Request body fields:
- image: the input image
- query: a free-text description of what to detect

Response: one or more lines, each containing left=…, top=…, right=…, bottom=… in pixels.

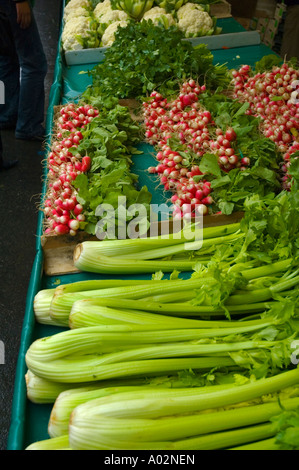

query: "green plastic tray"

left=7, top=2, right=277, bottom=450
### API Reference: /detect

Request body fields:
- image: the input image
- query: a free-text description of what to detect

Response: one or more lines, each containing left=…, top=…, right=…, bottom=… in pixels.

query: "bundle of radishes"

left=143, top=80, right=249, bottom=218
left=43, top=103, right=98, bottom=236
left=231, top=62, right=299, bottom=190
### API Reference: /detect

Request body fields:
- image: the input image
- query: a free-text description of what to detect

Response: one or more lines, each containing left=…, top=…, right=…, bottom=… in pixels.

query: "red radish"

left=74, top=204, right=83, bottom=216
left=54, top=224, right=69, bottom=235
left=68, top=219, right=80, bottom=231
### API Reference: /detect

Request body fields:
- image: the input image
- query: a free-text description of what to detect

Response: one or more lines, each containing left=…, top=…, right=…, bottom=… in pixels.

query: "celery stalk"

left=26, top=356, right=235, bottom=383
left=34, top=280, right=164, bottom=325
left=27, top=370, right=199, bottom=404
left=73, top=250, right=198, bottom=274
left=69, top=297, right=278, bottom=325
left=74, top=223, right=241, bottom=258
left=26, top=423, right=278, bottom=451
left=33, top=289, right=57, bottom=325
left=240, top=258, right=295, bottom=281
left=49, top=277, right=208, bottom=326
left=115, top=231, right=244, bottom=261
left=227, top=276, right=299, bottom=305
left=68, top=422, right=277, bottom=450
left=25, top=324, right=284, bottom=363
left=228, top=437, right=280, bottom=450
left=72, top=233, right=243, bottom=274
left=48, top=381, right=234, bottom=438
left=25, top=370, right=79, bottom=404
left=68, top=298, right=275, bottom=329
left=26, top=434, right=70, bottom=450
left=68, top=394, right=299, bottom=449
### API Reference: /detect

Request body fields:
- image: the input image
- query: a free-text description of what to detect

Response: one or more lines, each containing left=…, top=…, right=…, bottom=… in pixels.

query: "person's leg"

left=0, top=4, right=20, bottom=129
left=3, top=2, right=48, bottom=139
left=281, top=5, right=299, bottom=62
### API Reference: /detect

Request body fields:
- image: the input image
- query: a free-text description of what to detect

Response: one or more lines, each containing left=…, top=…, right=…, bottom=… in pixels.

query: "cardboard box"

left=267, top=18, right=279, bottom=33
left=255, top=17, right=269, bottom=39
left=263, top=27, right=276, bottom=46
left=274, top=2, right=287, bottom=20
left=248, top=3, right=285, bottom=44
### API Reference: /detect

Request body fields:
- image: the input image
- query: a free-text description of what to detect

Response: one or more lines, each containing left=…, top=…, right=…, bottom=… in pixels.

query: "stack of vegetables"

left=47, top=19, right=299, bottom=235
left=231, top=59, right=299, bottom=191
left=45, top=21, right=234, bottom=238
left=62, top=0, right=99, bottom=51
left=26, top=156, right=299, bottom=449
left=142, top=78, right=282, bottom=218
left=61, top=0, right=221, bottom=51
left=43, top=98, right=152, bottom=237
left=25, top=0, right=299, bottom=451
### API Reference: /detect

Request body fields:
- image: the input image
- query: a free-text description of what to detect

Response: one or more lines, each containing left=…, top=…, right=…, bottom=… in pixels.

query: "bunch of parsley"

left=84, top=20, right=230, bottom=101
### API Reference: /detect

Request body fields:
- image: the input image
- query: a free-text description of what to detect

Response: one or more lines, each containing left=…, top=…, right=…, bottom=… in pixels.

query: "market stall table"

left=6, top=10, right=281, bottom=450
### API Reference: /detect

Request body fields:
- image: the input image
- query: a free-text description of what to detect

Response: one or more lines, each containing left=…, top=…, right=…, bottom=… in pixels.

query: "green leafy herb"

left=82, top=20, right=230, bottom=101
left=72, top=102, right=152, bottom=235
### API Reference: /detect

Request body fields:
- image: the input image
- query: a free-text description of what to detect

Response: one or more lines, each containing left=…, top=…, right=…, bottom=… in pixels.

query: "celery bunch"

left=25, top=368, right=299, bottom=450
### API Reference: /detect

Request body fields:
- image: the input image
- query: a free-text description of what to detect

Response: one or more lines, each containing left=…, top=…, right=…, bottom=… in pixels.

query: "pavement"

left=0, top=0, right=61, bottom=450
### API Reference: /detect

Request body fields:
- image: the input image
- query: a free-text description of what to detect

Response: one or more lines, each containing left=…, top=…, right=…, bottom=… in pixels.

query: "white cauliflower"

left=176, top=3, right=214, bottom=37
left=176, top=2, right=205, bottom=20
left=101, top=20, right=128, bottom=46
left=97, top=8, right=129, bottom=25
left=93, top=0, right=114, bottom=20
left=142, top=6, right=175, bottom=27
left=64, top=6, right=91, bottom=22
left=96, top=8, right=128, bottom=37
left=62, top=15, right=92, bottom=51
left=64, top=0, right=92, bottom=20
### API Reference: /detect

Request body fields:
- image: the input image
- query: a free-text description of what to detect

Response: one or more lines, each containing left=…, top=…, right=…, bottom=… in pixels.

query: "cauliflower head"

left=176, top=4, right=214, bottom=37
left=96, top=8, right=128, bottom=36
left=142, top=6, right=175, bottom=27
left=64, top=6, right=91, bottom=22
left=62, top=15, right=92, bottom=51
left=93, top=0, right=114, bottom=20
left=98, top=9, right=129, bottom=24
left=64, top=0, right=91, bottom=19
left=101, top=20, right=128, bottom=46
left=176, top=2, right=205, bottom=20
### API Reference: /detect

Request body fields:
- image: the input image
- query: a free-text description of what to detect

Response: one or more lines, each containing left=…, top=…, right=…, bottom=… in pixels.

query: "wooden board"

left=41, top=212, right=244, bottom=276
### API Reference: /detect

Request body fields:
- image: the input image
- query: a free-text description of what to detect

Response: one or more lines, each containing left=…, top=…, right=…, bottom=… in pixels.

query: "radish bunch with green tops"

left=231, top=62, right=299, bottom=190
left=44, top=103, right=98, bottom=236
left=143, top=79, right=249, bottom=219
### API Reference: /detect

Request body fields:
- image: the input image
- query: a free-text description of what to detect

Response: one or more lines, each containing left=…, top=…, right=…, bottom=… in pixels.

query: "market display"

left=61, top=0, right=221, bottom=51
left=8, top=0, right=299, bottom=452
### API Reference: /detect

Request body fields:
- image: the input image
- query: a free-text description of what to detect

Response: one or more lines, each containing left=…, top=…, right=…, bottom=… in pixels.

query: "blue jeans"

left=0, top=0, right=47, bottom=138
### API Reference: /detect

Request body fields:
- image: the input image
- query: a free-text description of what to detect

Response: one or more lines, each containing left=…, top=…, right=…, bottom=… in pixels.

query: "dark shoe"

left=0, top=159, right=19, bottom=171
